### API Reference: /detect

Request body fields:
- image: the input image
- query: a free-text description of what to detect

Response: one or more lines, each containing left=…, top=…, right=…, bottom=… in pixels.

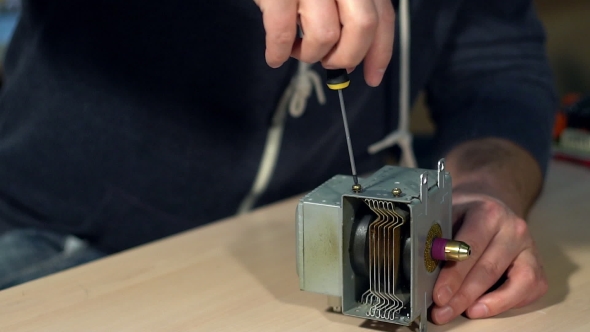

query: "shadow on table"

left=228, top=161, right=581, bottom=330
left=227, top=220, right=311, bottom=306
left=227, top=219, right=444, bottom=331
left=494, top=236, right=578, bottom=318
left=228, top=212, right=577, bottom=331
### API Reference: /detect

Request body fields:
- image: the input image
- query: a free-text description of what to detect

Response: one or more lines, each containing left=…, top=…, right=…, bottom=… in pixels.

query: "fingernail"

left=267, top=62, right=282, bottom=69
left=437, top=285, right=453, bottom=305
left=469, top=303, right=489, bottom=318
left=368, top=68, right=386, bottom=87
left=438, top=306, right=454, bottom=323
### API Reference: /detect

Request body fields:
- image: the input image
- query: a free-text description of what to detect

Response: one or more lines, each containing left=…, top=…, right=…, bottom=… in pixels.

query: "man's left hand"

left=430, top=190, right=548, bottom=324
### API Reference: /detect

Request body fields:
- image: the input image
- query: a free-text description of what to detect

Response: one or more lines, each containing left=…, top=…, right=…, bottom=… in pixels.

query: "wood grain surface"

left=0, top=160, right=588, bottom=332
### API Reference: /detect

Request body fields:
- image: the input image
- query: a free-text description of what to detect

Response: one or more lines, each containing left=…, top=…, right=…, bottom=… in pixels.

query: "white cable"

left=63, top=235, right=87, bottom=256
left=236, top=61, right=324, bottom=214
left=367, top=0, right=417, bottom=168
left=289, top=62, right=326, bottom=118
left=238, top=0, right=417, bottom=213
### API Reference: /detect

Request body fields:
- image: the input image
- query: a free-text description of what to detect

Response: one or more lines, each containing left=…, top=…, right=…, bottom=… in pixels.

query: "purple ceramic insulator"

left=432, top=238, right=448, bottom=261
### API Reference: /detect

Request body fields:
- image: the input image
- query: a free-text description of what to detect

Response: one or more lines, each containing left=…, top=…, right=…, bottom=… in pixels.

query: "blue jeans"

left=0, top=229, right=106, bottom=290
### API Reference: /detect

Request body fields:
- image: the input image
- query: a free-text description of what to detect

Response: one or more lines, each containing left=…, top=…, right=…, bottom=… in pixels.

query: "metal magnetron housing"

left=295, top=159, right=470, bottom=332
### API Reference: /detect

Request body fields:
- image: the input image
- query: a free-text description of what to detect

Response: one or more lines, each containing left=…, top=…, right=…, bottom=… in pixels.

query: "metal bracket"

left=420, top=172, right=428, bottom=214
left=437, top=158, right=445, bottom=189
left=419, top=292, right=428, bottom=332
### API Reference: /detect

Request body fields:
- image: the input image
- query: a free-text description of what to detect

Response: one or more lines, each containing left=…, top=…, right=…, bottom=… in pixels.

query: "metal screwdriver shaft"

left=326, top=68, right=361, bottom=192
left=337, top=89, right=358, bottom=186
left=299, top=25, right=360, bottom=192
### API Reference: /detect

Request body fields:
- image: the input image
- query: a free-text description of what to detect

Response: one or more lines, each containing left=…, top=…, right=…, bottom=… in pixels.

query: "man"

left=0, top=0, right=554, bottom=325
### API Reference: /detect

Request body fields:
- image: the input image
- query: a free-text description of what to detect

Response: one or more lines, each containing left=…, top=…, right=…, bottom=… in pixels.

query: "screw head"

left=392, top=188, right=402, bottom=196
left=352, top=184, right=362, bottom=193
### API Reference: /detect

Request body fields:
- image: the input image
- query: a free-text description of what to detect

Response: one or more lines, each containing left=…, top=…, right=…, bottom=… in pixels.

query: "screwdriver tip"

left=352, top=182, right=362, bottom=193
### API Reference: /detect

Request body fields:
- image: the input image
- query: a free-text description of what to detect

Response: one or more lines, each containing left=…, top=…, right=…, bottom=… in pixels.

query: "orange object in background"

left=553, top=111, right=567, bottom=139
left=552, top=92, right=590, bottom=169
left=553, top=93, right=583, bottom=140
left=562, top=92, right=582, bottom=107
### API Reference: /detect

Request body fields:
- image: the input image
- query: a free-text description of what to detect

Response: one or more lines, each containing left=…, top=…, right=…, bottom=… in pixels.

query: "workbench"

left=0, top=160, right=588, bottom=332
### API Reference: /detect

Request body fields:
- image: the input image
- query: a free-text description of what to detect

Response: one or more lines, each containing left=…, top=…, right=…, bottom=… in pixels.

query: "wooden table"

left=0, top=160, right=589, bottom=332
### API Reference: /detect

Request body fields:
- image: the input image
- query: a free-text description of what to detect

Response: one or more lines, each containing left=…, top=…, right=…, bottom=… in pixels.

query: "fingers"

left=465, top=249, right=548, bottom=319
left=362, top=0, right=395, bottom=86
left=432, top=195, right=544, bottom=325
left=257, top=0, right=395, bottom=87
left=257, top=0, right=298, bottom=68
left=291, top=0, right=341, bottom=64
left=321, top=0, right=379, bottom=69
left=431, top=231, right=518, bottom=324
left=432, top=198, right=526, bottom=324
left=433, top=201, right=499, bottom=305
left=431, top=205, right=500, bottom=324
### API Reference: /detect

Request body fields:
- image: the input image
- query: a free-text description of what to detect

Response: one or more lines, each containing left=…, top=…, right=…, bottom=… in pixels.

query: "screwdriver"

left=326, top=69, right=362, bottom=193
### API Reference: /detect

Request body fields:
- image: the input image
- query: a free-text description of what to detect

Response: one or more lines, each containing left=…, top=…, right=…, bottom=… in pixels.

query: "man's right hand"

left=253, top=0, right=396, bottom=87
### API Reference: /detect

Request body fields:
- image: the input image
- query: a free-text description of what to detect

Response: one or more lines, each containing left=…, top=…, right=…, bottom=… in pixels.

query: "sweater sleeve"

left=425, top=0, right=558, bottom=177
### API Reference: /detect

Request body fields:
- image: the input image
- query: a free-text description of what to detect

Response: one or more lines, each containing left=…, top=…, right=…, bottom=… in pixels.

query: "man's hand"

left=431, top=138, right=549, bottom=324
left=253, top=0, right=395, bottom=87
left=431, top=191, right=548, bottom=324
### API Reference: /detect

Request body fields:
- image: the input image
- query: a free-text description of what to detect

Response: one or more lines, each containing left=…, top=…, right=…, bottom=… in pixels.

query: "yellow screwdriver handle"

left=326, top=69, right=350, bottom=90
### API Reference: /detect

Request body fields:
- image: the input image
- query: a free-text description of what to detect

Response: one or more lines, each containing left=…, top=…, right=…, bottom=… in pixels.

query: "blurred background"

left=0, top=0, right=19, bottom=87
left=410, top=0, right=590, bottom=135
left=407, top=0, right=590, bottom=168
left=0, top=0, right=587, bottom=101
left=0, top=0, right=588, bottom=147
left=0, top=0, right=19, bottom=62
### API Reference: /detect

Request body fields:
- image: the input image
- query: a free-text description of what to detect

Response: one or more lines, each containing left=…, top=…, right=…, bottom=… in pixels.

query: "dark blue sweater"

left=0, top=0, right=556, bottom=253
